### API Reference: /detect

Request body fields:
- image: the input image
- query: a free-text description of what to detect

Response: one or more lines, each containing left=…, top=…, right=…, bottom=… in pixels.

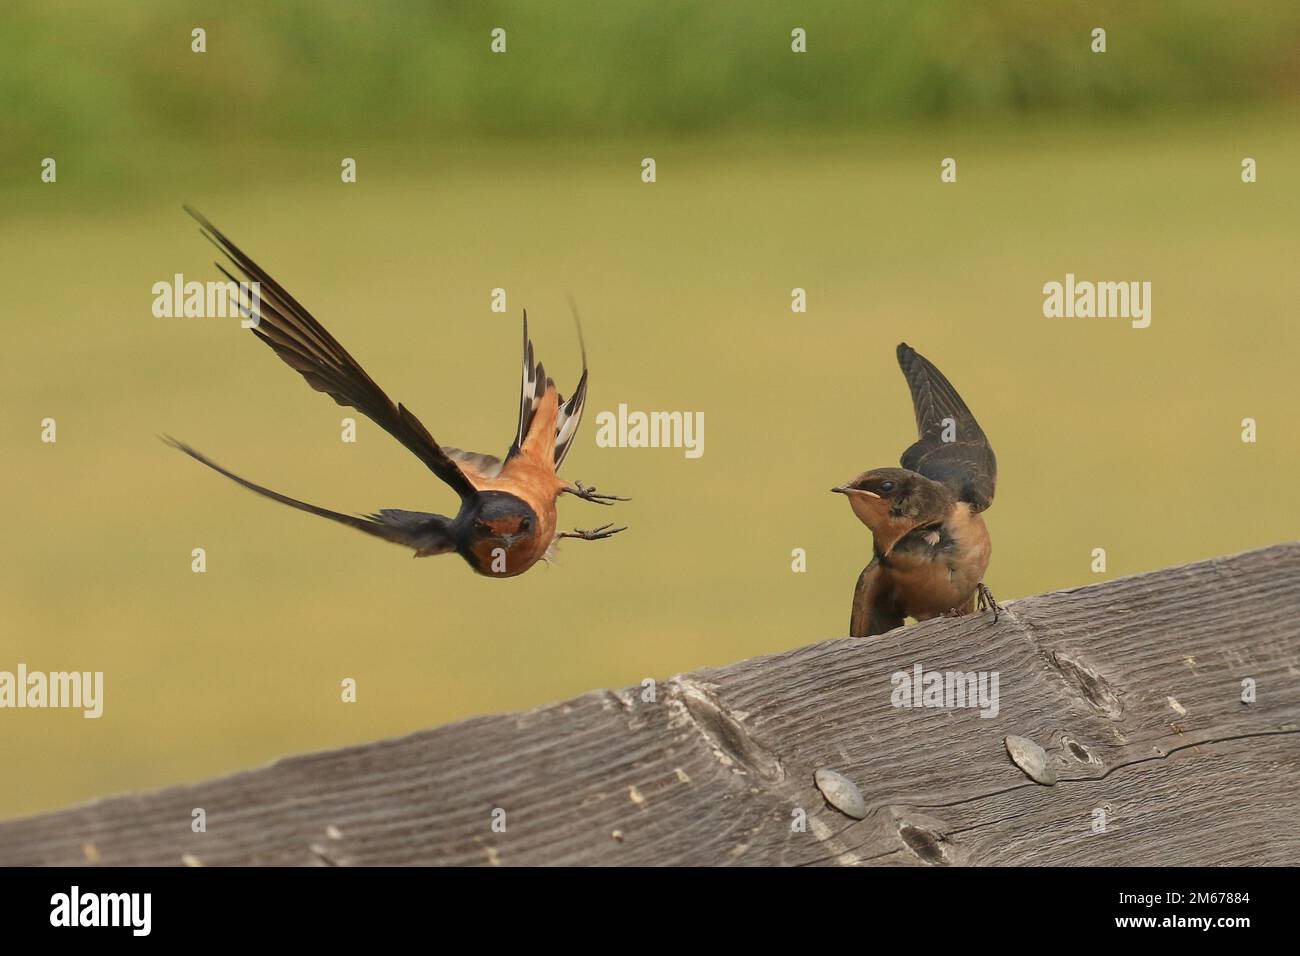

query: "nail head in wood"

left=1005, top=735, right=1057, bottom=786
left=814, top=768, right=867, bottom=819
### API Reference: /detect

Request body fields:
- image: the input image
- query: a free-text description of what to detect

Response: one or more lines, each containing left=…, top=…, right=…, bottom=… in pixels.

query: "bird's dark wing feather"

left=183, top=206, right=478, bottom=504
left=162, top=437, right=456, bottom=556
left=850, top=560, right=905, bottom=638
left=507, top=312, right=588, bottom=469
left=895, top=342, right=996, bottom=512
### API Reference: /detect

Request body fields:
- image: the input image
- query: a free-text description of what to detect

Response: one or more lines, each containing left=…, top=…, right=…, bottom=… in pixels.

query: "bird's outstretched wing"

left=183, top=206, right=478, bottom=504
left=895, top=342, right=997, bottom=512
left=162, top=438, right=456, bottom=556
left=507, top=311, right=588, bottom=471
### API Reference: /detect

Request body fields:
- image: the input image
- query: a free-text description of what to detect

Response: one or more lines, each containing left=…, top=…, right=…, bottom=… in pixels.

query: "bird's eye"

left=520, top=517, right=532, bottom=532
left=880, top=480, right=895, bottom=492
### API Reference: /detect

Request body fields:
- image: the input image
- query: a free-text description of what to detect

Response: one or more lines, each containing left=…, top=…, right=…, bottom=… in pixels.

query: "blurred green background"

left=3, top=2, right=1299, bottom=820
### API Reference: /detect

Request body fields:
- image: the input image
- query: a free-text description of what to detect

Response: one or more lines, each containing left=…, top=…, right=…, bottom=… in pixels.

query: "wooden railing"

left=2, top=542, right=1297, bottom=866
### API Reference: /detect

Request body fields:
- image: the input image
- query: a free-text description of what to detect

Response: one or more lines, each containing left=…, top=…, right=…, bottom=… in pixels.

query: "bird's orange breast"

left=452, top=386, right=572, bottom=575
left=885, top=504, right=991, bottom=619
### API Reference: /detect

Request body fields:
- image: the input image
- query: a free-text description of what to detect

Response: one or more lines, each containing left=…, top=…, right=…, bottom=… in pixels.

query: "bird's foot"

left=557, top=523, right=627, bottom=541
left=564, top=481, right=630, bottom=505
left=976, top=583, right=1002, bottom=623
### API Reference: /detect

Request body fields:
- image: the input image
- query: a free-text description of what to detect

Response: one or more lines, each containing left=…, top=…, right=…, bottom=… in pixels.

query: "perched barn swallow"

left=833, top=343, right=1000, bottom=637
left=164, top=207, right=626, bottom=579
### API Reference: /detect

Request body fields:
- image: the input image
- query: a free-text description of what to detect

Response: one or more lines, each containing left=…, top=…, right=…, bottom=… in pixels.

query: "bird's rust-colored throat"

left=832, top=485, right=910, bottom=555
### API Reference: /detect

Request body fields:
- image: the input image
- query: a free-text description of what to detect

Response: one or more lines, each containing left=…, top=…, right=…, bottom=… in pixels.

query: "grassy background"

left=2, top=2, right=1299, bottom=819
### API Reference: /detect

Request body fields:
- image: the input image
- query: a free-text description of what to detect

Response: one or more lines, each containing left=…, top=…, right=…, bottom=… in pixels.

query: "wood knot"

left=898, top=824, right=950, bottom=865
left=1051, top=651, right=1124, bottom=720
left=668, top=678, right=784, bottom=783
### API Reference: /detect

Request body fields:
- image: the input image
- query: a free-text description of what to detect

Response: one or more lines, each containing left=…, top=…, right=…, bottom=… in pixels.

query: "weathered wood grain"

left=2, top=542, right=1297, bottom=866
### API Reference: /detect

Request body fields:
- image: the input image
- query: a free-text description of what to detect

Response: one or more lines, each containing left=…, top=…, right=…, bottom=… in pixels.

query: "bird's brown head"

left=831, top=468, right=952, bottom=554
left=459, top=492, right=541, bottom=578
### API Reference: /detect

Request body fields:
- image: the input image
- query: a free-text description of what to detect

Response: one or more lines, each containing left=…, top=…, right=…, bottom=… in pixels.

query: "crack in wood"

left=1055, top=727, right=1299, bottom=784
left=860, top=726, right=1298, bottom=821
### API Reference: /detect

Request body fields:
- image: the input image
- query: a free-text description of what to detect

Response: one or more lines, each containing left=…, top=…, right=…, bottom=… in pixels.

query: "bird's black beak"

left=831, top=484, right=879, bottom=497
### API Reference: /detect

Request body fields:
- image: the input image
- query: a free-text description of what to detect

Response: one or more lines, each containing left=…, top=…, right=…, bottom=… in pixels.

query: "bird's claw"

left=566, top=480, right=630, bottom=505
left=558, top=523, right=627, bottom=541
left=976, top=583, right=1002, bottom=623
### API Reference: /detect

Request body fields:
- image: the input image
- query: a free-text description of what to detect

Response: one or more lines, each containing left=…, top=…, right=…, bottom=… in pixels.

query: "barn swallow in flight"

left=164, top=207, right=626, bottom=579
left=832, top=344, right=999, bottom=637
